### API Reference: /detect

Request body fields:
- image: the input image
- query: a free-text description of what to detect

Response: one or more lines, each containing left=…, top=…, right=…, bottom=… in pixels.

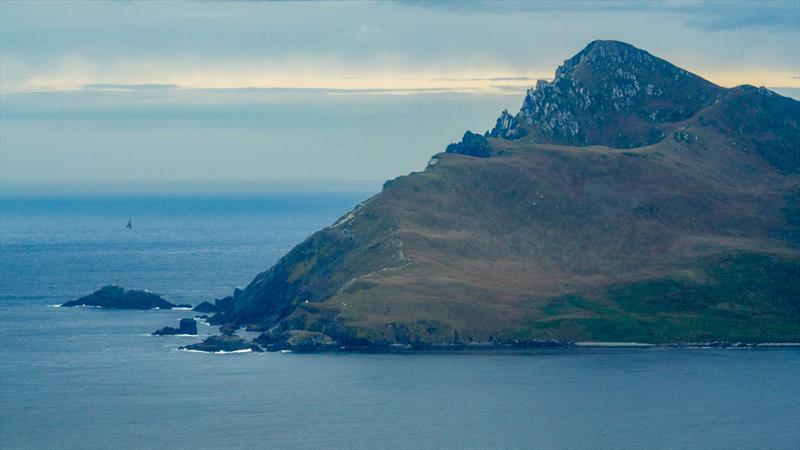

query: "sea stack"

left=152, top=318, right=198, bottom=336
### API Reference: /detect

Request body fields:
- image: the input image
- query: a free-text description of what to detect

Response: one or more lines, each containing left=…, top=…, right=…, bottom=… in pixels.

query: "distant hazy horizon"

left=0, top=180, right=385, bottom=198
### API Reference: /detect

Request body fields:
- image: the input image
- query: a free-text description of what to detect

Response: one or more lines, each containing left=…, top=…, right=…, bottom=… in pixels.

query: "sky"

left=1, top=0, right=799, bottom=191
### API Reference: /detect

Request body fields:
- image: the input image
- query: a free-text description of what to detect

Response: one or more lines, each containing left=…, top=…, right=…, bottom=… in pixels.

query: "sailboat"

left=126, top=219, right=133, bottom=229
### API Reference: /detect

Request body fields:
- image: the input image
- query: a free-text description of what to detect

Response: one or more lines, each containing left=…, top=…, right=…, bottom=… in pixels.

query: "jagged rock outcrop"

left=152, top=318, right=198, bottom=336
left=493, top=40, right=724, bottom=148
left=193, top=293, right=236, bottom=313
left=488, top=110, right=528, bottom=140
left=61, top=285, right=190, bottom=310
left=181, top=335, right=262, bottom=353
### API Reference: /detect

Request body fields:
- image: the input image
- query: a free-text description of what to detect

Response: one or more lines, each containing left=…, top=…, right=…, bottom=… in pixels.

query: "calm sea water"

left=1, top=192, right=799, bottom=449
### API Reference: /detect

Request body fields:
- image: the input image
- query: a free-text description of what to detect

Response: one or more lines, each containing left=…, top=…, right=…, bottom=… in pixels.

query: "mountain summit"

left=489, top=40, right=724, bottom=147
left=206, top=41, right=799, bottom=350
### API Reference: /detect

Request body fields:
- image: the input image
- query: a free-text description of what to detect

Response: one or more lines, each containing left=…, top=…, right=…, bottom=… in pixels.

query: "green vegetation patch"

left=527, top=251, right=800, bottom=343
left=607, top=252, right=800, bottom=317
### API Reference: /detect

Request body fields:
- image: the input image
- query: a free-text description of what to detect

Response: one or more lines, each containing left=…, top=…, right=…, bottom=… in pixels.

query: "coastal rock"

left=152, top=318, right=198, bottom=336
left=61, top=285, right=182, bottom=310
left=256, top=329, right=337, bottom=352
left=181, top=335, right=262, bottom=353
left=445, top=131, right=492, bottom=157
left=192, top=295, right=235, bottom=313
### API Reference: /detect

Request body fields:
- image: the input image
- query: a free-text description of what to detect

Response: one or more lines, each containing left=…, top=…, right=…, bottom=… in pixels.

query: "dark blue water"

left=2, top=193, right=799, bottom=449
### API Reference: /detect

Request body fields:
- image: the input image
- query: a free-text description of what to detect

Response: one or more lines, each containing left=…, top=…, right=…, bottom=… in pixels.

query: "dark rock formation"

left=192, top=294, right=236, bottom=313
left=256, top=329, right=338, bottom=352
left=181, top=335, right=262, bottom=353
left=445, top=131, right=492, bottom=157
left=61, top=285, right=183, bottom=309
left=152, top=318, right=198, bottom=336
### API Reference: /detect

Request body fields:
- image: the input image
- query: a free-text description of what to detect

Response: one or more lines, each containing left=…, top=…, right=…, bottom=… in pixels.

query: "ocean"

left=1, top=191, right=799, bottom=449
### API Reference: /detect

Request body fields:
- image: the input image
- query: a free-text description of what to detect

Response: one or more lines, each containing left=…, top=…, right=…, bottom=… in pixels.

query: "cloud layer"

left=1, top=1, right=798, bottom=185
left=2, top=1, right=798, bottom=93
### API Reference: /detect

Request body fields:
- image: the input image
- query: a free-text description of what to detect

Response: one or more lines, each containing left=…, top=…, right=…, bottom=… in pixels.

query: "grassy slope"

left=217, top=84, right=799, bottom=346
left=288, top=92, right=800, bottom=344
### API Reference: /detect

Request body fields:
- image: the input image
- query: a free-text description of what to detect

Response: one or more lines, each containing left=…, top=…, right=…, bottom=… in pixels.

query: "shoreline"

left=197, top=340, right=800, bottom=355
left=572, top=342, right=800, bottom=348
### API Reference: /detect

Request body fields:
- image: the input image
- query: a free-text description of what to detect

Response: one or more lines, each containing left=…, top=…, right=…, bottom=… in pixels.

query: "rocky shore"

left=181, top=335, right=262, bottom=353
left=153, top=318, right=198, bottom=336
left=180, top=323, right=800, bottom=353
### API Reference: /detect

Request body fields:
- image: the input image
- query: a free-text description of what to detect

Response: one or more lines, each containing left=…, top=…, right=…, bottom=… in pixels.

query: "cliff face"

left=210, top=41, right=800, bottom=348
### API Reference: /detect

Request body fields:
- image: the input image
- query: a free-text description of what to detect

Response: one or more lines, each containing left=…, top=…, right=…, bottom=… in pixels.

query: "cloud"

left=430, top=76, right=538, bottom=82
left=81, top=83, right=181, bottom=92
left=0, top=51, right=540, bottom=94
left=2, top=1, right=798, bottom=98
left=680, top=1, right=800, bottom=31
left=396, top=0, right=800, bottom=31
left=489, top=84, right=531, bottom=94
left=0, top=86, right=517, bottom=124
left=1, top=1, right=797, bottom=186
left=5, top=51, right=791, bottom=96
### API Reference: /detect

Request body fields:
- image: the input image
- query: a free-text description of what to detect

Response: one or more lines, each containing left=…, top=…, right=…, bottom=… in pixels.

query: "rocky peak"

left=490, top=40, right=724, bottom=148
left=555, top=40, right=659, bottom=80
